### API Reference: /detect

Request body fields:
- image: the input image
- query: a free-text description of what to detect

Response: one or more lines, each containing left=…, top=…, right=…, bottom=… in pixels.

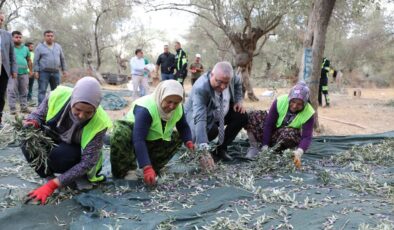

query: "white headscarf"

left=153, top=80, right=184, bottom=121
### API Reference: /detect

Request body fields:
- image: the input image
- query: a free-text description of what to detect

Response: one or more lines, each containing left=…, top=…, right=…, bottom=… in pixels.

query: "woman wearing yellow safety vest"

left=22, top=77, right=112, bottom=204
left=244, top=82, right=315, bottom=168
left=110, top=80, right=205, bottom=186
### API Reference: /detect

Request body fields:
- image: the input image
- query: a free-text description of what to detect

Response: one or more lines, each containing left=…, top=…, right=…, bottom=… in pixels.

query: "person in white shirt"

left=130, top=49, right=149, bottom=99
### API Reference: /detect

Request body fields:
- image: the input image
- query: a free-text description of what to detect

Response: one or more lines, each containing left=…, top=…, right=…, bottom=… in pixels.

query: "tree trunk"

left=239, top=61, right=259, bottom=101
left=298, top=0, right=336, bottom=128
left=233, top=47, right=259, bottom=101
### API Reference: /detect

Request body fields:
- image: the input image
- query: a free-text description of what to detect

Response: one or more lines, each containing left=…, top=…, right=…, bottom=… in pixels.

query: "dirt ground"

left=104, top=83, right=394, bottom=136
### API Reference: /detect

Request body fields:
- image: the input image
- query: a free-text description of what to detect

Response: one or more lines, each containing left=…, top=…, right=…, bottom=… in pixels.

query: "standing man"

left=185, top=61, right=248, bottom=161
left=189, top=53, right=204, bottom=86
left=174, top=41, right=188, bottom=86
left=319, top=58, right=330, bottom=107
left=0, top=12, right=17, bottom=127
left=26, top=42, right=36, bottom=104
left=156, top=44, right=175, bottom=81
left=34, top=30, right=67, bottom=105
left=7, top=31, right=32, bottom=115
left=130, top=49, right=149, bottom=99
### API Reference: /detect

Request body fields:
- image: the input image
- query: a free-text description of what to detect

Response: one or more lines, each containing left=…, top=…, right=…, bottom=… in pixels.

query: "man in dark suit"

left=0, top=12, right=17, bottom=127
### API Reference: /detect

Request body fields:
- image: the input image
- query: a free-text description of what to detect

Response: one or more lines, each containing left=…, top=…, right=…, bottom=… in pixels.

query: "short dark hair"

left=135, top=49, right=142, bottom=55
left=43, top=30, right=54, bottom=36
left=25, top=42, right=33, bottom=47
left=12, top=31, right=22, bottom=36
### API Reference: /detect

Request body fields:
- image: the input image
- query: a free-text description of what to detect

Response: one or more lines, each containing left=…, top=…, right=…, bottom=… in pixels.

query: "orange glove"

left=28, top=179, right=58, bottom=205
left=185, top=141, right=194, bottom=151
left=143, top=165, right=156, bottom=185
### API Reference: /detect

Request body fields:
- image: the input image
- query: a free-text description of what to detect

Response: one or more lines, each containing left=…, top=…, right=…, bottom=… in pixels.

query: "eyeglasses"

left=214, top=76, right=230, bottom=87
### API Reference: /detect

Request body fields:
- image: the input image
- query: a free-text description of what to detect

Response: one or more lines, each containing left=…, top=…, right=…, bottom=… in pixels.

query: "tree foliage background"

left=1, top=0, right=393, bottom=87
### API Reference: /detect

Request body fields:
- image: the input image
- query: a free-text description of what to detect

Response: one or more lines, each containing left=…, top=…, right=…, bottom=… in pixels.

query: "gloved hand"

left=185, top=141, right=195, bottom=151
left=199, top=151, right=215, bottom=171
left=143, top=165, right=156, bottom=185
left=23, top=119, right=40, bottom=129
left=293, top=148, right=304, bottom=169
left=28, top=179, right=58, bottom=205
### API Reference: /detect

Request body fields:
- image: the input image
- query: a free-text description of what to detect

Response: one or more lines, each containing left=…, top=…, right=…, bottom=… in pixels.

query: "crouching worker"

left=22, top=77, right=112, bottom=204
left=245, top=82, right=315, bottom=168
left=110, top=80, right=207, bottom=186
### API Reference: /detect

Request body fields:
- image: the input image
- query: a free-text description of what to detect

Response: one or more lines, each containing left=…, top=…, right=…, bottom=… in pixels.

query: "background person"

left=189, top=53, right=204, bottom=86
left=33, top=30, right=68, bottom=105
left=23, top=77, right=111, bottom=204
left=130, top=49, right=149, bottom=99
left=319, top=58, right=330, bottom=107
left=156, top=44, right=175, bottom=81
left=174, top=41, right=188, bottom=86
left=26, top=42, right=36, bottom=104
left=7, top=31, right=32, bottom=114
left=0, top=12, right=17, bottom=127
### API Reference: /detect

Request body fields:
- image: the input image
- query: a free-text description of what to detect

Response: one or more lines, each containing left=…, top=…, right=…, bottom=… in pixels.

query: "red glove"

left=23, top=119, right=40, bottom=129
left=185, top=141, right=195, bottom=151
left=143, top=165, right=156, bottom=185
left=28, top=179, right=58, bottom=205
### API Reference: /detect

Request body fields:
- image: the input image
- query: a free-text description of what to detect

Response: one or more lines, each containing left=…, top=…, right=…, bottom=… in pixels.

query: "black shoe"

left=212, top=149, right=233, bottom=162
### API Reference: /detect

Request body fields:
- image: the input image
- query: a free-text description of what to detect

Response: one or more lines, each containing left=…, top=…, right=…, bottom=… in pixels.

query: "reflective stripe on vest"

left=176, top=49, right=187, bottom=70
left=276, top=94, right=315, bottom=129
left=46, top=85, right=112, bottom=149
left=125, top=95, right=183, bottom=141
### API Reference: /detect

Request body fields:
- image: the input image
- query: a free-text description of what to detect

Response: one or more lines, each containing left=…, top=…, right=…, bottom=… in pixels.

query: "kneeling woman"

left=245, top=82, right=315, bottom=168
left=23, top=77, right=112, bottom=204
left=110, top=80, right=194, bottom=185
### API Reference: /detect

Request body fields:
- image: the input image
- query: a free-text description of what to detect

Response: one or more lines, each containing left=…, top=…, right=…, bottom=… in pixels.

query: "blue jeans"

left=161, top=73, right=174, bottom=81
left=38, top=71, right=60, bottom=105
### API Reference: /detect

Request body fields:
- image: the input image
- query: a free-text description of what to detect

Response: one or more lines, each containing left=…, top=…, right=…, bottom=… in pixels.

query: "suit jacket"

left=0, top=29, right=17, bottom=77
left=184, top=71, right=243, bottom=144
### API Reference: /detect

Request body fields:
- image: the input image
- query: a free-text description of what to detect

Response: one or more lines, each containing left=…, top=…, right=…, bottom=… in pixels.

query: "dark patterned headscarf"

left=288, top=81, right=310, bottom=105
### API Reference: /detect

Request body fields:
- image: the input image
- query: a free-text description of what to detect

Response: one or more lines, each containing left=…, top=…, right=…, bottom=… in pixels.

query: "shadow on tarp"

left=0, top=131, right=393, bottom=229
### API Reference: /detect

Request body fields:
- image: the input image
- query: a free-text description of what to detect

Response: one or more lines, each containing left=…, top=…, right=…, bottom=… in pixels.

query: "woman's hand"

left=185, top=141, right=195, bottom=151
left=143, top=165, right=156, bottom=185
left=293, top=148, right=304, bottom=169
left=28, top=179, right=59, bottom=205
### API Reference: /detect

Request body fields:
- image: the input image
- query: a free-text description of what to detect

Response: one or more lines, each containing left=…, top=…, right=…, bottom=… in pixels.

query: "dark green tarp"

left=0, top=132, right=393, bottom=229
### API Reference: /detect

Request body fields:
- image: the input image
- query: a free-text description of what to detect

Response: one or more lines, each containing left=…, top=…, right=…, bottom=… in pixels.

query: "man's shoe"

left=213, top=149, right=233, bottom=162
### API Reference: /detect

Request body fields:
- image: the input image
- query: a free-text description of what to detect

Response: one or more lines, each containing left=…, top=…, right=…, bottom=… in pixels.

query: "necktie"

left=218, top=93, right=225, bottom=144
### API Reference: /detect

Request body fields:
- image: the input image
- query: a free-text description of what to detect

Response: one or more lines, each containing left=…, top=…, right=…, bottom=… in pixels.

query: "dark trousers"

left=0, top=66, right=9, bottom=120
left=22, top=142, right=81, bottom=178
left=318, top=84, right=330, bottom=106
left=208, top=108, right=248, bottom=152
left=27, top=76, right=36, bottom=101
